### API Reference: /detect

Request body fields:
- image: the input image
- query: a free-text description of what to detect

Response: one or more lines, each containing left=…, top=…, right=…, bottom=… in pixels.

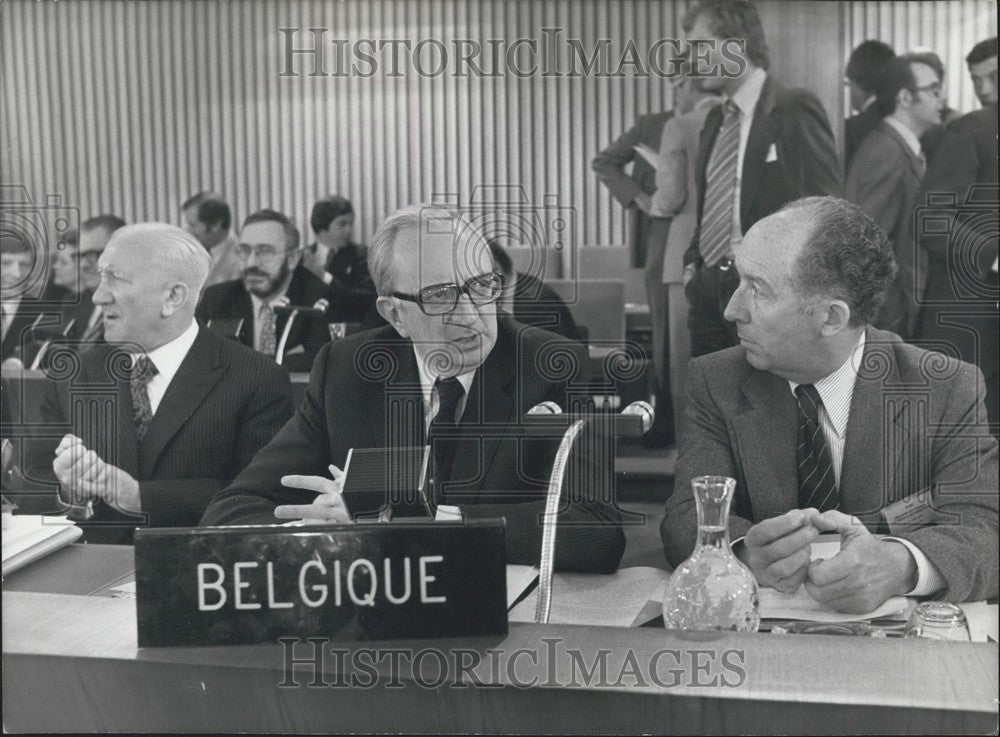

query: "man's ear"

left=376, top=296, right=408, bottom=337
left=819, top=299, right=851, bottom=337
left=897, top=88, right=913, bottom=110
left=162, top=283, right=189, bottom=317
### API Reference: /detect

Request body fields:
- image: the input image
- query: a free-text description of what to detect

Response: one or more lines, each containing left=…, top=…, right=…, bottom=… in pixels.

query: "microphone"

left=522, top=400, right=654, bottom=437
left=621, top=400, right=655, bottom=434
left=272, top=304, right=325, bottom=317
left=526, top=401, right=562, bottom=415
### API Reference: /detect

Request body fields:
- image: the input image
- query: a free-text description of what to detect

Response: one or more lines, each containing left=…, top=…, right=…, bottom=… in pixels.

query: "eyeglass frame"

left=235, top=243, right=298, bottom=264
left=390, top=271, right=504, bottom=316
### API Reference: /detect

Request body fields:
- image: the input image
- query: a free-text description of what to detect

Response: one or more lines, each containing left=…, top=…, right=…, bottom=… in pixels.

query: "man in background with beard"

left=196, top=209, right=329, bottom=372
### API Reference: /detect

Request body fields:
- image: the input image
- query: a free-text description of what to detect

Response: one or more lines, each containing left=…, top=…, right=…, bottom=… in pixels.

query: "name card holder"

left=134, top=521, right=507, bottom=647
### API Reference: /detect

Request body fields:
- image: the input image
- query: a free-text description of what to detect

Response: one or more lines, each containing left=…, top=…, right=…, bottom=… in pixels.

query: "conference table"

left=3, top=543, right=997, bottom=734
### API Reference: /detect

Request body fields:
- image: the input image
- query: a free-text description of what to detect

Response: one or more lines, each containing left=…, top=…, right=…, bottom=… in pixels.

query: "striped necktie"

left=795, top=384, right=839, bottom=511
left=699, top=101, right=741, bottom=267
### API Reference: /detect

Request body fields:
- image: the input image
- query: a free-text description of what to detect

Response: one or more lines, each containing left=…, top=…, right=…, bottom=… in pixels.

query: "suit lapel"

left=733, top=368, right=799, bottom=520
left=880, top=121, right=925, bottom=180
left=138, top=328, right=224, bottom=474
left=741, top=75, right=778, bottom=227
left=374, top=342, right=424, bottom=452
left=840, top=329, right=906, bottom=520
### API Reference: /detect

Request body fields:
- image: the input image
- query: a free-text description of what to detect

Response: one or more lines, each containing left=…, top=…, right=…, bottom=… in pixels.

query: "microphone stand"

left=530, top=401, right=654, bottom=624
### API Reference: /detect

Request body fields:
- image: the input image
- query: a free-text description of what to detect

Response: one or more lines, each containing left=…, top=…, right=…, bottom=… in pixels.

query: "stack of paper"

left=1, top=515, right=82, bottom=576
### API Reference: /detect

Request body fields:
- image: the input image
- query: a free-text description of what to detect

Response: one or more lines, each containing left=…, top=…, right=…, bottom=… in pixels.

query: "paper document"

left=959, top=601, right=999, bottom=643
left=506, top=565, right=539, bottom=609
left=633, top=143, right=660, bottom=169
left=508, top=566, right=669, bottom=627
left=759, top=587, right=910, bottom=623
left=2, top=515, right=82, bottom=575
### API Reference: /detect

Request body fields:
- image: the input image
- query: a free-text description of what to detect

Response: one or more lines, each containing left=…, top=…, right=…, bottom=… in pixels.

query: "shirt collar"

left=861, top=95, right=877, bottom=111
left=141, top=320, right=199, bottom=386
left=788, top=332, right=866, bottom=440
left=883, top=116, right=924, bottom=158
left=728, top=67, right=767, bottom=117
left=413, top=347, right=477, bottom=407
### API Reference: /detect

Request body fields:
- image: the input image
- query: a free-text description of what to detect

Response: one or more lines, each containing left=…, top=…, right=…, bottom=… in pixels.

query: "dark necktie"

left=795, top=384, right=839, bottom=511
left=130, top=355, right=159, bottom=443
left=428, top=377, right=465, bottom=504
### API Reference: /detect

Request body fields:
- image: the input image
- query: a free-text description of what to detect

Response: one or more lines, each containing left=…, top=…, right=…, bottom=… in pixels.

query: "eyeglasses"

left=236, top=244, right=292, bottom=264
left=914, top=81, right=943, bottom=98
left=391, top=272, right=503, bottom=316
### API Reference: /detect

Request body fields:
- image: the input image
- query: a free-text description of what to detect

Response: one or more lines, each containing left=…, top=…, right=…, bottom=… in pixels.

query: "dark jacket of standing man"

left=681, top=0, right=841, bottom=359
left=23, top=224, right=294, bottom=544
left=843, top=40, right=896, bottom=170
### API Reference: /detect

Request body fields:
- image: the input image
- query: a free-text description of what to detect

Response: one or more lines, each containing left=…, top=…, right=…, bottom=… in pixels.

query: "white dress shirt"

left=723, top=66, right=768, bottom=255
left=787, top=332, right=944, bottom=597
left=139, top=320, right=199, bottom=415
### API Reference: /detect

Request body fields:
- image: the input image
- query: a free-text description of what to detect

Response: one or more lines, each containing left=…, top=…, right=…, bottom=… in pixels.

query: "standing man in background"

left=682, top=0, right=841, bottom=358
left=593, top=107, right=674, bottom=445
left=843, top=40, right=896, bottom=170
left=846, top=54, right=943, bottom=337
left=966, top=37, right=997, bottom=108
left=182, top=191, right=241, bottom=287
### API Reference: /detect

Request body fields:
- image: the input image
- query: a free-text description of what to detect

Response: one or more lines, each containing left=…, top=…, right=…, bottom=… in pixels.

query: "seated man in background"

left=71, top=214, right=127, bottom=346
left=488, top=239, right=582, bottom=343
left=661, top=197, right=998, bottom=611
left=202, top=205, right=625, bottom=573
left=301, top=195, right=378, bottom=323
left=196, top=209, right=330, bottom=372
left=182, top=191, right=241, bottom=287
left=23, top=224, right=294, bottom=544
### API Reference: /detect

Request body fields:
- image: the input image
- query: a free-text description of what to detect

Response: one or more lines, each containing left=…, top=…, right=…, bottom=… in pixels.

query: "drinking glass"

left=903, top=602, right=971, bottom=641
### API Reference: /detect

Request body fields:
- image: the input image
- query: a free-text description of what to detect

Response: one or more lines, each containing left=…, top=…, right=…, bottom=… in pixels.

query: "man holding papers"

left=202, top=205, right=625, bottom=573
left=661, top=197, right=998, bottom=612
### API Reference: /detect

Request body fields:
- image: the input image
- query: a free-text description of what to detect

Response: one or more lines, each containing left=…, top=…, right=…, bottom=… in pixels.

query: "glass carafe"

left=662, top=476, right=760, bottom=632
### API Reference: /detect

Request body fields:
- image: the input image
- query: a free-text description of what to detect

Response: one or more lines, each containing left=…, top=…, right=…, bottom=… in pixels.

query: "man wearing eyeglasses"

left=196, top=209, right=330, bottom=372
left=201, top=204, right=626, bottom=573
left=846, top=54, right=944, bottom=338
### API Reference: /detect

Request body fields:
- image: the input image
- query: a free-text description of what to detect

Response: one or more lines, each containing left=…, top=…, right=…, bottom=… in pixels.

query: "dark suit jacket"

left=684, top=75, right=842, bottom=267
left=846, top=120, right=925, bottom=336
left=592, top=111, right=672, bottom=268
left=201, top=317, right=625, bottom=573
left=915, top=103, right=998, bottom=427
left=195, top=264, right=331, bottom=372
left=1, top=300, right=47, bottom=362
left=24, top=326, right=294, bottom=543
left=320, top=242, right=378, bottom=322
left=844, top=104, right=882, bottom=171
left=661, top=328, right=999, bottom=602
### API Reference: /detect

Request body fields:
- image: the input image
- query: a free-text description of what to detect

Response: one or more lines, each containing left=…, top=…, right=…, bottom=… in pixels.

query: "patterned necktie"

left=428, top=377, right=465, bottom=505
left=795, top=384, right=839, bottom=511
left=258, top=302, right=277, bottom=356
left=130, top=355, right=159, bottom=443
left=700, top=100, right=741, bottom=267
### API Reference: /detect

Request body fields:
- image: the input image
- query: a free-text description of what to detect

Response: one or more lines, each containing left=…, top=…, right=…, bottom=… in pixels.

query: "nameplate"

left=134, top=521, right=507, bottom=647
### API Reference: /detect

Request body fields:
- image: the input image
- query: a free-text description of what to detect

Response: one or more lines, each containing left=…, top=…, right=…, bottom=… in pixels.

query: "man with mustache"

left=196, top=209, right=330, bottom=372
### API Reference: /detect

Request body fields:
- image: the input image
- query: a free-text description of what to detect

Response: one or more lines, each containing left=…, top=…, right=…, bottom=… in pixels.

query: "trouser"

left=686, top=258, right=740, bottom=358
left=644, top=218, right=671, bottom=389
left=666, top=282, right=690, bottom=440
